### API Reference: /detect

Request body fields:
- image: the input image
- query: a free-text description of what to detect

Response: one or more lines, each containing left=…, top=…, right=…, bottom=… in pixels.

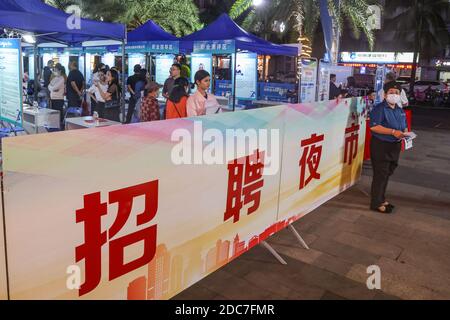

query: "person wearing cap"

left=126, top=64, right=143, bottom=124
left=187, top=70, right=221, bottom=117
left=140, top=81, right=162, bottom=122
left=369, top=81, right=409, bottom=214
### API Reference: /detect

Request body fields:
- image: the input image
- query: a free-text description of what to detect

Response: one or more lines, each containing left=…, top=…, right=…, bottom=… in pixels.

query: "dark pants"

left=90, top=97, right=97, bottom=116
left=125, top=96, right=136, bottom=124
left=370, top=136, right=401, bottom=209
left=104, top=107, right=120, bottom=122
left=51, top=99, right=64, bottom=127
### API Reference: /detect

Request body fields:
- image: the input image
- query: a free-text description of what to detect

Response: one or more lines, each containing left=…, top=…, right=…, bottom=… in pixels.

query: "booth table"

left=364, top=108, right=412, bottom=161
left=22, top=106, right=60, bottom=134
left=65, top=117, right=121, bottom=130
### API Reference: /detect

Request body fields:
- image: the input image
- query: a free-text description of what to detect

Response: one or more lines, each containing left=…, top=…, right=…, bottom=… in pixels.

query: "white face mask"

left=386, top=94, right=400, bottom=106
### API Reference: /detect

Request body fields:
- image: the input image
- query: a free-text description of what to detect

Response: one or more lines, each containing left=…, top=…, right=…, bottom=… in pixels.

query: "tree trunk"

left=409, top=0, right=423, bottom=95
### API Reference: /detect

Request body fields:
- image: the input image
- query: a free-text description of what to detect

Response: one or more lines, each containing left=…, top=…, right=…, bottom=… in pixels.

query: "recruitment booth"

left=0, top=0, right=126, bottom=132
left=180, top=14, right=299, bottom=109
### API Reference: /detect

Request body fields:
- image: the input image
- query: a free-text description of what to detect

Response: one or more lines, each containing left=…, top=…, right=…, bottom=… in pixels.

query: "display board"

left=0, top=38, right=23, bottom=126
left=235, top=52, right=257, bottom=100
left=155, top=55, right=175, bottom=91
left=300, top=58, right=318, bottom=103
left=190, top=53, right=213, bottom=93
left=128, top=54, right=146, bottom=78
left=318, top=60, right=331, bottom=101
left=2, top=98, right=367, bottom=300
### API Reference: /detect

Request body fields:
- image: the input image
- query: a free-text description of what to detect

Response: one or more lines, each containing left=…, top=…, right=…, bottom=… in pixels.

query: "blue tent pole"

left=232, top=49, right=237, bottom=112
left=33, top=42, right=39, bottom=103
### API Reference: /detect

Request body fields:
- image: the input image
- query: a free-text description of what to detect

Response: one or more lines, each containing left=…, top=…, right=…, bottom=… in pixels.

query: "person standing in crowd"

left=378, top=72, right=409, bottom=108
left=329, top=74, right=341, bottom=100
left=369, top=81, right=409, bottom=214
left=43, top=60, right=54, bottom=89
left=162, top=63, right=181, bottom=99
left=48, top=63, right=67, bottom=127
left=346, top=76, right=358, bottom=97
left=178, top=55, right=191, bottom=80
left=125, top=64, right=142, bottom=124
left=90, top=63, right=106, bottom=115
left=166, top=77, right=190, bottom=119
left=131, top=68, right=149, bottom=123
left=140, top=82, right=162, bottom=122
left=87, top=70, right=108, bottom=118
left=187, top=70, right=220, bottom=117
left=367, top=89, right=377, bottom=111
left=66, top=61, right=85, bottom=110
left=96, top=69, right=121, bottom=122
left=43, top=60, right=54, bottom=107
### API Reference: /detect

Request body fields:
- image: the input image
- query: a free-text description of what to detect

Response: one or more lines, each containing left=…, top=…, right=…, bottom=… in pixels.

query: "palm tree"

left=229, top=0, right=376, bottom=49
left=119, top=0, right=203, bottom=36
left=384, top=0, right=450, bottom=92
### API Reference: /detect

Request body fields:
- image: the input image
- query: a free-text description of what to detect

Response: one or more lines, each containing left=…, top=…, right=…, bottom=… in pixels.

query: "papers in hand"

left=403, top=131, right=417, bottom=139
left=402, top=131, right=416, bottom=150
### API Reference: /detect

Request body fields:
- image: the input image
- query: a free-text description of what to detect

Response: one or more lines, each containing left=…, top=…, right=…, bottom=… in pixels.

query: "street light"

left=253, top=0, right=263, bottom=6
left=22, top=34, right=36, bottom=44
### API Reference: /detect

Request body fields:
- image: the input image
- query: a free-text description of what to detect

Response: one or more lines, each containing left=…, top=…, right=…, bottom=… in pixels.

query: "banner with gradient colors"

left=0, top=196, right=7, bottom=300
left=0, top=98, right=367, bottom=300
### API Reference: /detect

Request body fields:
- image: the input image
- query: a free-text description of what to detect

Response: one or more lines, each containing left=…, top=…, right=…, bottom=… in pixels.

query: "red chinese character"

left=299, top=134, right=325, bottom=190
left=224, top=150, right=265, bottom=223
left=76, top=180, right=159, bottom=296
left=344, top=123, right=360, bottom=165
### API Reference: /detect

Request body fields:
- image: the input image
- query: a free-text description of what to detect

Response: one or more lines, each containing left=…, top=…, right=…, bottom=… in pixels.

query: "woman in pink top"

left=187, top=70, right=221, bottom=117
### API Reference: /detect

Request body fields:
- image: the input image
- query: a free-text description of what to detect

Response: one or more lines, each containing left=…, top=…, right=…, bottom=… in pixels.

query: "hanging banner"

left=84, top=47, right=108, bottom=55
left=300, top=58, right=318, bottom=103
left=0, top=38, right=23, bottom=126
left=190, top=53, right=213, bottom=93
left=258, top=83, right=296, bottom=102
left=2, top=98, right=367, bottom=300
left=214, top=80, right=232, bottom=97
left=318, top=60, right=331, bottom=101
left=147, top=41, right=179, bottom=54
left=193, top=40, right=235, bottom=54
left=375, top=65, right=386, bottom=104
left=235, top=52, right=258, bottom=100
left=64, top=47, right=84, bottom=55
left=155, top=54, right=175, bottom=89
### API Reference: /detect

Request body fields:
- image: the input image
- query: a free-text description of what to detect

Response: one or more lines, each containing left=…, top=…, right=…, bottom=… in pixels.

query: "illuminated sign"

left=340, top=52, right=415, bottom=64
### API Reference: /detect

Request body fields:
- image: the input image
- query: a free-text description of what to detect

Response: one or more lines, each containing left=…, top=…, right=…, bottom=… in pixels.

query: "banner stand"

left=260, top=241, right=287, bottom=265
left=288, top=224, right=310, bottom=250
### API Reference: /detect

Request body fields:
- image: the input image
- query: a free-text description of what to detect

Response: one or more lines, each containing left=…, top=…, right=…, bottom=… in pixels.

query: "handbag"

left=105, top=86, right=121, bottom=109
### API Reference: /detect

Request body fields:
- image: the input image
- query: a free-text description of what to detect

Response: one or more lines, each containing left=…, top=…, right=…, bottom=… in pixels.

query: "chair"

left=0, top=110, right=25, bottom=137
left=63, top=107, right=82, bottom=126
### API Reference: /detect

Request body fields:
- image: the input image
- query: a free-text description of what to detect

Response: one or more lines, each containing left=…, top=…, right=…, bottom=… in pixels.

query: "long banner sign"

left=1, top=98, right=367, bottom=299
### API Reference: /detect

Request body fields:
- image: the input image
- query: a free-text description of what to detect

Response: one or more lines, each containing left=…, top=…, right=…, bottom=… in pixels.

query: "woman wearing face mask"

left=48, top=63, right=67, bottom=126
left=369, top=81, right=409, bottom=214
left=166, top=77, right=189, bottom=119
left=187, top=70, right=221, bottom=117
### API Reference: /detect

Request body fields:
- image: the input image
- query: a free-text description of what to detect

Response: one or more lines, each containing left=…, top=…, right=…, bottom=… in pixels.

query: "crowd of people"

left=33, top=56, right=222, bottom=129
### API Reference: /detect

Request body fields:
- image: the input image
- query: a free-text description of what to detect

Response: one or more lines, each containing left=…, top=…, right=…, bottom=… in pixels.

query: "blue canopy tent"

left=180, top=13, right=298, bottom=56
left=0, top=0, right=126, bottom=122
left=127, top=20, right=177, bottom=42
left=0, top=0, right=125, bottom=43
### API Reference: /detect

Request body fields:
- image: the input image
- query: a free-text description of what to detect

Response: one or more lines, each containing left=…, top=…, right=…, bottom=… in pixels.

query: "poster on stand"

left=190, top=53, right=213, bottom=93
left=235, top=52, right=257, bottom=100
left=155, top=54, right=175, bottom=87
left=300, top=58, right=318, bottom=103
left=0, top=38, right=23, bottom=126
left=128, top=54, right=146, bottom=78
left=0, top=196, right=7, bottom=300
left=318, top=60, right=331, bottom=101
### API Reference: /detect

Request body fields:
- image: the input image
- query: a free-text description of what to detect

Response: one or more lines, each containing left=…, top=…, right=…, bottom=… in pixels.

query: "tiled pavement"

left=173, top=107, right=450, bottom=300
